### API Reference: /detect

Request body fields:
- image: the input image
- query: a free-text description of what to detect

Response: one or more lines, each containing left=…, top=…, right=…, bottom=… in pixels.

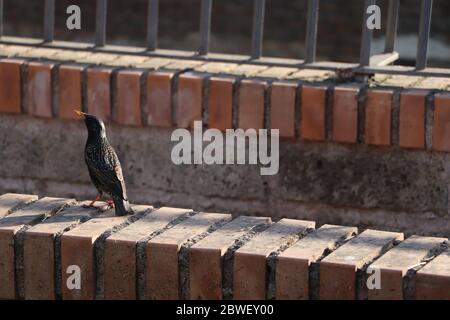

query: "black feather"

left=81, top=114, right=133, bottom=216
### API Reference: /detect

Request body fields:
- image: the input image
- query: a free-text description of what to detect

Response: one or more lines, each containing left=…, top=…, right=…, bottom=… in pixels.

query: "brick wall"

left=2, top=44, right=450, bottom=238
left=0, top=192, right=449, bottom=300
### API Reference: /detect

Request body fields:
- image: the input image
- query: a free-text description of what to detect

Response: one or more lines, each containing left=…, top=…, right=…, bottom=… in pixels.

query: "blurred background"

left=3, top=0, right=450, bottom=67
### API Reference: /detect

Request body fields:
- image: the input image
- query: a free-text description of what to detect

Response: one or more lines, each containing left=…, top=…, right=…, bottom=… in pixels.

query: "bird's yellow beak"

left=74, top=109, right=86, bottom=118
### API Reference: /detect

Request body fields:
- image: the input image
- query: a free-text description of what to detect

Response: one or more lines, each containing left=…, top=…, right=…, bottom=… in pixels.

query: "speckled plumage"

left=78, top=112, right=132, bottom=216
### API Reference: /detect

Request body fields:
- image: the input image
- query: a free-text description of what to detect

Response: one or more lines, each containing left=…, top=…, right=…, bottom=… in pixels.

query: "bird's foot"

left=106, top=200, right=115, bottom=209
left=82, top=194, right=102, bottom=208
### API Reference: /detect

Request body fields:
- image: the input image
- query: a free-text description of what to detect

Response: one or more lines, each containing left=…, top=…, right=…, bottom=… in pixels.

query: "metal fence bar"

left=384, top=0, right=400, bottom=53
left=146, top=0, right=159, bottom=51
left=416, top=0, right=433, bottom=70
left=95, top=0, right=107, bottom=47
left=305, top=0, right=319, bottom=63
left=251, top=0, right=265, bottom=59
left=44, top=0, right=55, bottom=42
left=199, top=0, right=212, bottom=55
left=0, top=0, right=3, bottom=38
left=359, top=0, right=376, bottom=66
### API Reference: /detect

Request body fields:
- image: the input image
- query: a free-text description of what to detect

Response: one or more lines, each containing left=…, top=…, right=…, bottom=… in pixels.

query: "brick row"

left=104, top=206, right=190, bottom=300
left=0, top=197, right=74, bottom=299
left=1, top=193, right=450, bottom=300
left=3, top=57, right=450, bottom=152
left=367, top=235, right=447, bottom=300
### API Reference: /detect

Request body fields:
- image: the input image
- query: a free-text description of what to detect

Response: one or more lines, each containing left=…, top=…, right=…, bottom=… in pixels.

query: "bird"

left=74, top=110, right=133, bottom=216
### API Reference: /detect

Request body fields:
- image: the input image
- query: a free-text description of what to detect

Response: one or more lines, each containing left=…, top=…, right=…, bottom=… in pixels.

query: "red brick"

left=399, top=90, right=427, bottom=149
left=27, top=62, right=54, bottom=118
left=416, top=250, right=450, bottom=300
left=147, top=71, right=174, bottom=127
left=0, top=197, right=73, bottom=299
left=189, top=216, right=270, bottom=300
left=103, top=206, right=190, bottom=300
left=23, top=202, right=98, bottom=300
left=116, top=70, right=143, bottom=126
left=270, top=82, right=297, bottom=138
left=276, top=224, right=356, bottom=300
left=319, top=229, right=403, bottom=300
left=146, top=212, right=231, bottom=300
left=86, top=68, right=112, bottom=122
left=367, top=235, right=446, bottom=300
left=233, top=219, right=315, bottom=300
left=301, top=85, right=327, bottom=141
left=0, top=193, right=38, bottom=218
left=208, top=77, right=234, bottom=131
left=58, top=65, right=83, bottom=120
left=365, top=89, right=393, bottom=146
left=238, top=80, right=266, bottom=130
left=0, top=59, right=24, bottom=114
left=332, top=86, right=359, bottom=144
left=61, top=214, right=129, bottom=300
left=432, top=93, right=450, bottom=152
left=175, top=73, right=203, bottom=128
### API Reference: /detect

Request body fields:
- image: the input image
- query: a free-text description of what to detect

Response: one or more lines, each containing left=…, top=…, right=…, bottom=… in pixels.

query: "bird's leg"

left=106, top=200, right=115, bottom=209
left=83, top=194, right=102, bottom=208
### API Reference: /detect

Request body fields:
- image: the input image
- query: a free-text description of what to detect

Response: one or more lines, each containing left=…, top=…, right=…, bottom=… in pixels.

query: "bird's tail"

left=113, top=197, right=133, bottom=216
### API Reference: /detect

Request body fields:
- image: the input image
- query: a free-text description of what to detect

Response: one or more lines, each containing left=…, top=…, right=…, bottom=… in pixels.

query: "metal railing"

left=0, top=0, right=448, bottom=78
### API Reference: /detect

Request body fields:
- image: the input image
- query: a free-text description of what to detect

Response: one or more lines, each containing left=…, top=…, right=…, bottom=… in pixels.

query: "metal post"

left=416, top=0, right=433, bottom=70
left=95, top=0, right=107, bottom=47
left=384, top=0, right=400, bottom=53
left=305, top=0, right=319, bottom=63
left=44, top=0, right=55, bottom=42
left=250, top=0, right=265, bottom=59
left=359, top=0, right=376, bottom=66
left=199, top=0, right=212, bottom=56
left=147, top=0, right=159, bottom=51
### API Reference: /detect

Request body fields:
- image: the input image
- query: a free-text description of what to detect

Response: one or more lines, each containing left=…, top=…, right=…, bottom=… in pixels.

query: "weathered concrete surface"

left=1, top=114, right=450, bottom=237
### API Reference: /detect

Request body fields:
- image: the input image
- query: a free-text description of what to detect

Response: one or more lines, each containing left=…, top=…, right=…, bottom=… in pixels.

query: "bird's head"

left=74, top=110, right=106, bottom=138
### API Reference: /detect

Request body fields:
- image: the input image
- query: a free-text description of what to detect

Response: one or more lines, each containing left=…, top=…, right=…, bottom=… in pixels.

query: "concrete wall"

left=1, top=113, right=449, bottom=237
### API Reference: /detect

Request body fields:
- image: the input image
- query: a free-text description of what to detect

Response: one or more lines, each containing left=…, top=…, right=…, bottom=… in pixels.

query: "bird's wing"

left=85, top=145, right=128, bottom=201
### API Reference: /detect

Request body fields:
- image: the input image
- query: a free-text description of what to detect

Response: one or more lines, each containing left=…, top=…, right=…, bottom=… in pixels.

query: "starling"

left=74, top=110, right=133, bottom=216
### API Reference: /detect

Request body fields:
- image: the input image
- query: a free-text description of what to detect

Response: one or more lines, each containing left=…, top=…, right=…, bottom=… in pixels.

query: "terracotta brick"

left=319, top=229, right=403, bottom=300
left=27, top=62, right=54, bottom=117
left=147, top=71, right=174, bottom=127
left=368, top=235, right=446, bottom=300
left=432, top=94, right=450, bottom=152
left=116, top=70, right=143, bottom=126
left=23, top=202, right=98, bottom=300
left=146, top=212, right=231, bottom=300
left=238, top=80, right=266, bottom=130
left=399, top=90, right=427, bottom=149
left=233, top=219, right=315, bottom=300
left=104, top=206, right=191, bottom=300
left=270, top=82, right=297, bottom=138
left=0, top=193, right=38, bottom=218
left=61, top=214, right=130, bottom=300
left=86, top=68, right=112, bottom=122
left=416, top=250, right=450, bottom=300
left=332, top=86, right=360, bottom=144
left=175, top=73, right=204, bottom=128
left=276, top=224, right=356, bottom=300
left=189, top=216, right=270, bottom=300
left=58, top=65, right=83, bottom=120
left=208, top=77, right=234, bottom=131
left=301, top=85, right=327, bottom=141
left=0, top=197, right=73, bottom=299
left=365, top=90, right=393, bottom=146
left=0, top=59, right=24, bottom=114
